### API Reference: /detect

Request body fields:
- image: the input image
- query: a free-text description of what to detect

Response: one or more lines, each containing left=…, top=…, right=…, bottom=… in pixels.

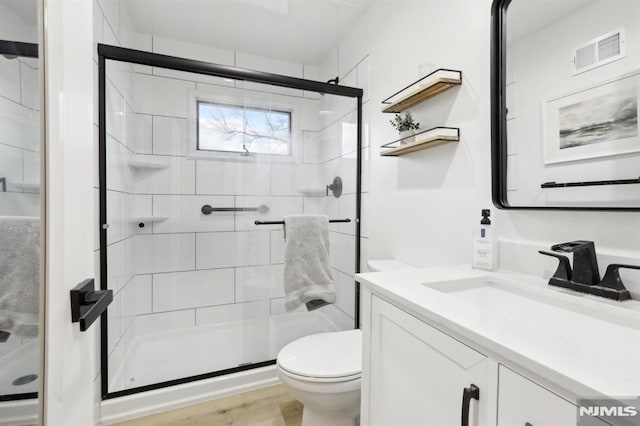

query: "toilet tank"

left=367, top=260, right=415, bottom=272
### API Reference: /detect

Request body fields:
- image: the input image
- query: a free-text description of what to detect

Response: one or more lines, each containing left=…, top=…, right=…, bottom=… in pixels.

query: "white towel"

left=0, top=216, right=40, bottom=338
left=283, top=214, right=336, bottom=312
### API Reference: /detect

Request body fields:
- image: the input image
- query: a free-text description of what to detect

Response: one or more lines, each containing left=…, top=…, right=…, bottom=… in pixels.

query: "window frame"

left=192, top=94, right=296, bottom=158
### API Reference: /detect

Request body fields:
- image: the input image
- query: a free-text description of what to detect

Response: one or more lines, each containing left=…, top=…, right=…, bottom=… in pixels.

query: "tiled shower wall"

left=312, top=48, right=372, bottom=323
left=92, top=0, right=148, bottom=387
left=0, top=6, right=39, bottom=217
left=0, top=3, right=40, bottom=362
left=96, top=24, right=368, bottom=389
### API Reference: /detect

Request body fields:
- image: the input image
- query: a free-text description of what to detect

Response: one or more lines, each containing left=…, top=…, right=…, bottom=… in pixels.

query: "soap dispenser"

left=472, top=209, right=498, bottom=271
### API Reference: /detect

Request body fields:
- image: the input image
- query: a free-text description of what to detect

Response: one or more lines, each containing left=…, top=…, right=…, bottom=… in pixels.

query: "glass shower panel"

left=104, top=58, right=358, bottom=394
left=0, top=1, right=41, bottom=421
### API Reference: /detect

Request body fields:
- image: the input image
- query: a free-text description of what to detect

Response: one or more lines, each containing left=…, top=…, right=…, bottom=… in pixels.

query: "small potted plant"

left=390, top=111, right=420, bottom=144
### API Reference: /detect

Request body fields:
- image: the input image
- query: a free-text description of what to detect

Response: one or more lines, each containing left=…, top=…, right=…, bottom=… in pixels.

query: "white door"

left=368, top=296, right=489, bottom=426
left=43, top=0, right=98, bottom=424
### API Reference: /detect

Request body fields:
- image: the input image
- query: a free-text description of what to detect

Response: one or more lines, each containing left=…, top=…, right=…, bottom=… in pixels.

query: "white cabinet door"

left=367, top=296, right=489, bottom=426
left=498, top=365, right=576, bottom=426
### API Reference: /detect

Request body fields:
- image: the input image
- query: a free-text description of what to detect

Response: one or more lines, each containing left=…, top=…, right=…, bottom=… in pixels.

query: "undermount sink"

left=422, top=278, right=640, bottom=332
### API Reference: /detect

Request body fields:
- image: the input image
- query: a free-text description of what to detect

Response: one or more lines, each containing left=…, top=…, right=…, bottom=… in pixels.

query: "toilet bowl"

left=277, top=260, right=414, bottom=425
left=277, top=329, right=362, bottom=426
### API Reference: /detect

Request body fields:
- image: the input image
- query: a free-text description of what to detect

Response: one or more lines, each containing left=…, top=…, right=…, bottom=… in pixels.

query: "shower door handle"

left=70, top=278, right=113, bottom=332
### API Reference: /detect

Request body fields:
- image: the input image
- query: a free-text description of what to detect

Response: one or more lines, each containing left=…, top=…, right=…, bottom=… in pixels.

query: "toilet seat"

left=277, top=329, right=362, bottom=382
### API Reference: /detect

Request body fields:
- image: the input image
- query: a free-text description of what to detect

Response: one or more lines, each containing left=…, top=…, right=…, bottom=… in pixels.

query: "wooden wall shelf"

left=381, top=69, right=462, bottom=113
left=381, top=127, right=460, bottom=157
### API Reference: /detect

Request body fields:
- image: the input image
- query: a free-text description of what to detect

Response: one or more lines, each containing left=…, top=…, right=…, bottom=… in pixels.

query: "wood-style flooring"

left=114, top=384, right=302, bottom=426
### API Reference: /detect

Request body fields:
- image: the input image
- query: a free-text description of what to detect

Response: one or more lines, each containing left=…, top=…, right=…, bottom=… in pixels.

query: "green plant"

left=389, top=111, right=420, bottom=133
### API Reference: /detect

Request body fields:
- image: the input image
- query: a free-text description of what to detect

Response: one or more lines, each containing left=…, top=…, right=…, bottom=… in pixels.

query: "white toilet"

left=277, top=329, right=362, bottom=426
left=277, top=260, right=414, bottom=426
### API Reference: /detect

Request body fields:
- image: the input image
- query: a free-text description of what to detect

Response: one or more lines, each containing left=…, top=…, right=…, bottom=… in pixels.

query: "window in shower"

left=197, top=101, right=292, bottom=155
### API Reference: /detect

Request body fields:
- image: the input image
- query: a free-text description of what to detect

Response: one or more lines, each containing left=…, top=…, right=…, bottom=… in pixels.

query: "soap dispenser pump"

left=472, top=209, right=498, bottom=271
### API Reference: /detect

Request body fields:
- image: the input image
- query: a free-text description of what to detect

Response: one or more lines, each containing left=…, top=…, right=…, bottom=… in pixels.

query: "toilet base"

left=301, top=406, right=359, bottom=426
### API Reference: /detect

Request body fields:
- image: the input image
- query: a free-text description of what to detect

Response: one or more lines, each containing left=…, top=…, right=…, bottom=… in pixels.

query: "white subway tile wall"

left=0, top=56, right=40, bottom=216
left=96, top=23, right=369, bottom=390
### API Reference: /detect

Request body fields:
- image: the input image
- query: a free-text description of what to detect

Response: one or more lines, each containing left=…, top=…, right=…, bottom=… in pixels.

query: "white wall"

left=328, top=0, right=640, bottom=294
left=326, top=0, right=491, bottom=270
left=507, top=0, right=640, bottom=206
left=43, top=0, right=96, bottom=424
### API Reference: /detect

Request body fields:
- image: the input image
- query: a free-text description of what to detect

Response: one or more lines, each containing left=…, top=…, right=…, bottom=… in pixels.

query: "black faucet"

left=539, top=240, right=637, bottom=301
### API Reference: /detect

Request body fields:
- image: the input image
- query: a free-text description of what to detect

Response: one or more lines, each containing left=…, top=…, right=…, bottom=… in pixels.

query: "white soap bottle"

left=472, top=209, right=498, bottom=271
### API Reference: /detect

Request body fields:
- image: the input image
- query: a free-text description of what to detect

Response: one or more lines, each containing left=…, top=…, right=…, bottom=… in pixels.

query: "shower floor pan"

left=0, top=338, right=38, bottom=396
left=109, top=310, right=342, bottom=392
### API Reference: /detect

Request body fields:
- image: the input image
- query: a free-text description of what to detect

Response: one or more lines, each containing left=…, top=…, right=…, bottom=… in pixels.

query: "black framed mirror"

left=491, top=0, right=640, bottom=210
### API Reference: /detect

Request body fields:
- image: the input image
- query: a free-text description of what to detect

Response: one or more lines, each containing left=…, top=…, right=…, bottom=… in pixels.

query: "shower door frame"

left=98, top=44, right=364, bottom=400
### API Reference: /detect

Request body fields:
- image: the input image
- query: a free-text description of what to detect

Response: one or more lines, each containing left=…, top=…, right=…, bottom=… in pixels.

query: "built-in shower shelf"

left=381, top=69, right=462, bottom=113
left=297, top=188, right=326, bottom=197
left=128, top=158, right=169, bottom=170
left=130, top=216, right=169, bottom=224
left=5, top=182, right=40, bottom=192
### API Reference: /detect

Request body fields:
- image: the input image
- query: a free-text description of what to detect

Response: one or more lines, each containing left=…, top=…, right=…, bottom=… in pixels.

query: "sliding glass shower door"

left=100, top=46, right=361, bottom=397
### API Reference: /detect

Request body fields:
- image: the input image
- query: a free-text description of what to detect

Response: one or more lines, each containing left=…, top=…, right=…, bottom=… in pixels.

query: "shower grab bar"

left=201, top=204, right=269, bottom=215
left=254, top=218, right=351, bottom=225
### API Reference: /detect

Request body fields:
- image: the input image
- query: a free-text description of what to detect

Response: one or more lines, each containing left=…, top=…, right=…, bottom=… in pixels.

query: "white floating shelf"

left=128, top=158, right=169, bottom=170
left=130, top=216, right=169, bottom=224
left=381, top=69, right=462, bottom=113
left=381, top=127, right=460, bottom=157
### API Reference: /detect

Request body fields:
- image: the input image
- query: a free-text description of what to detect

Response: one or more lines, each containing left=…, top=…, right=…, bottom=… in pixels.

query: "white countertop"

left=356, top=265, right=640, bottom=401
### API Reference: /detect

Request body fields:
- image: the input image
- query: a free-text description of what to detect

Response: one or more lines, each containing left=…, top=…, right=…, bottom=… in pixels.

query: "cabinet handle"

left=461, top=384, right=480, bottom=426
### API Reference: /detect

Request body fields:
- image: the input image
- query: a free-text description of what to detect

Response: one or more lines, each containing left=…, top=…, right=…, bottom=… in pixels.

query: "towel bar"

left=255, top=218, right=351, bottom=225
left=541, top=176, right=640, bottom=188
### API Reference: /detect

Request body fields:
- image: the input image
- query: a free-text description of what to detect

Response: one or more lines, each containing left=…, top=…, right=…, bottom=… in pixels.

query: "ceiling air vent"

left=572, top=28, right=626, bottom=76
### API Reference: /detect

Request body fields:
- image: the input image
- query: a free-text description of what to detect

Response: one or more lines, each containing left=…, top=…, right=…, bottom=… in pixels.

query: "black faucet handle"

left=539, top=250, right=572, bottom=281
left=549, top=240, right=599, bottom=285
left=550, top=240, right=594, bottom=253
left=600, top=264, right=640, bottom=292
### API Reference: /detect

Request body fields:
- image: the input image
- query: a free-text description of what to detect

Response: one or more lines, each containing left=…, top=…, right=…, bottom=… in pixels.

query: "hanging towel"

left=0, top=216, right=40, bottom=338
left=283, top=214, right=336, bottom=312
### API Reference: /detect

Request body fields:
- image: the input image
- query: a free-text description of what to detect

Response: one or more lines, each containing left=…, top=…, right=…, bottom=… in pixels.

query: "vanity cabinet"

left=497, top=366, right=609, bottom=426
left=367, top=296, right=490, bottom=426
left=497, top=366, right=576, bottom=425
left=362, top=293, right=611, bottom=426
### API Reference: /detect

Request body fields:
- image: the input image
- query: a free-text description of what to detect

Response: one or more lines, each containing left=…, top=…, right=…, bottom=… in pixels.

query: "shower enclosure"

left=0, top=39, right=40, bottom=406
left=0, top=23, right=41, bottom=426
left=99, top=45, right=363, bottom=398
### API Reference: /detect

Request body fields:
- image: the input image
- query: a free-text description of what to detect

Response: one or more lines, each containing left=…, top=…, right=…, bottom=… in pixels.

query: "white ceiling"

left=123, top=0, right=373, bottom=65
left=507, top=0, right=600, bottom=45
